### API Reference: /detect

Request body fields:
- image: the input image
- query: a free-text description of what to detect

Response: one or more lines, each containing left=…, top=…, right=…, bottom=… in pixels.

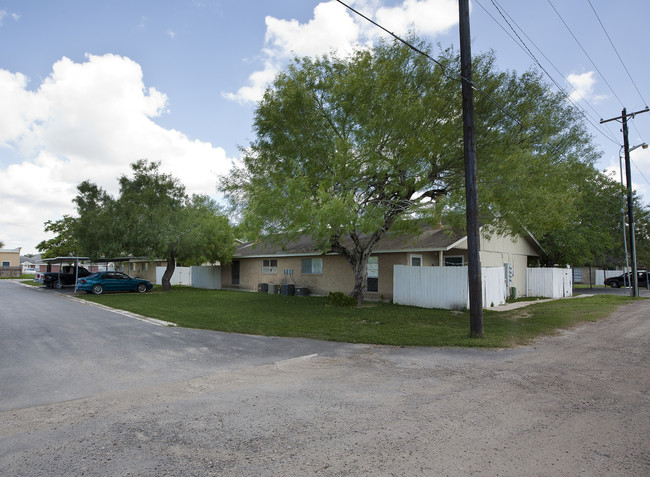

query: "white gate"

left=526, top=268, right=572, bottom=298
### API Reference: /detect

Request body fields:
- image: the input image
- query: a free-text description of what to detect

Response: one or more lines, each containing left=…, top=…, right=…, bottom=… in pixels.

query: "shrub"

left=327, top=291, right=357, bottom=307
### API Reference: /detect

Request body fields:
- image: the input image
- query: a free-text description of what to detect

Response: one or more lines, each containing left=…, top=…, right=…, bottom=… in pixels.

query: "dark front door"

left=231, top=260, right=240, bottom=285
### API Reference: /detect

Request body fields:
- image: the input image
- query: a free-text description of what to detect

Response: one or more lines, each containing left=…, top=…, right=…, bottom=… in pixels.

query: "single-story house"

left=0, top=247, right=22, bottom=267
left=220, top=226, right=543, bottom=300
left=20, top=254, right=48, bottom=274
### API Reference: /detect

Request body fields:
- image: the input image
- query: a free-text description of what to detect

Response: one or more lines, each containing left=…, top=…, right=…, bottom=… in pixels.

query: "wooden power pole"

left=601, top=106, right=649, bottom=298
left=459, top=0, right=483, bottom=337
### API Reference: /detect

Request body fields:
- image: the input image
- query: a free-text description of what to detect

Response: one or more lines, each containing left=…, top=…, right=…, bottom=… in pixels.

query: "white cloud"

left=0, top=10, right=20, bottom=26
left=567, top=71, right=608, bottom=103
left=225, top=0, right=459, bottom=104
left=225, top=1, right=361, bottom=104
left=0, top=54, right=234, bottom=252
left=264, top=1, right=361, bottom=59
left=167, top=29, right=176, bottom=39
left=375, top=0, right=458, bottom=37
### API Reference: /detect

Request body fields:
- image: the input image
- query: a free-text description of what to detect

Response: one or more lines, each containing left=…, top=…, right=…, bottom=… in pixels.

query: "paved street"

left=1, top=280, right=648, bottom=476
left=0, top=281, right=362, bottom=412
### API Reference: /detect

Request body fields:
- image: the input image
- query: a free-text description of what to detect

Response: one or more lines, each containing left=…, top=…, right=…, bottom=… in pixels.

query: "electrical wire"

left=478, top=0, right=619, bottom=146
left=333, top=0, right=600, bottom=173
left=333, top=0, right=526, bottom=129
left=546, top=0, right=624, bottom=107
left=587, top=0, right=648, bottom=108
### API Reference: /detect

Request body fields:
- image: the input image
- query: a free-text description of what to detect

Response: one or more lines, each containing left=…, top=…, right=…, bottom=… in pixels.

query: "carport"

left=44, top=256, right=143, bottom=293
left=44, top=257, right=90, bottom=293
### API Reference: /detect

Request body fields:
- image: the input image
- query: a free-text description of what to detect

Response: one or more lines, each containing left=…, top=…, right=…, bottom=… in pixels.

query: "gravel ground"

left=1, top=300, right=649, bottom=476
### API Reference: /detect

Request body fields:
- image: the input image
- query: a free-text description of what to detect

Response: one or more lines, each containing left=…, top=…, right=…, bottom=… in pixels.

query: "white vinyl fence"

left=526, top=268, right=573, bottom=298
left=595, top=269, right=624, bottom=286
left=155, top=266, right=192, bottom=286
left=191, top=265, right=221, bottom=289
left=393, top=266, right=507, bottom=310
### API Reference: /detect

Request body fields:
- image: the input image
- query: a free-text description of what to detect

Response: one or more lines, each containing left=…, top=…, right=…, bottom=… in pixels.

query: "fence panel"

left=596, top=269, right=624, bottom=286
left=191, top=266, right=221, bottom=289
left=394, top=265, right=468, bottom=310
left=0, top=266, right=22, bottom=278
left=483, top=266, right=508, bottom=308
left=156, top=266, right=192, bottom=286
left=393, top=266, right=507, bottom=310
left=526, top=268, right=573, bottom=298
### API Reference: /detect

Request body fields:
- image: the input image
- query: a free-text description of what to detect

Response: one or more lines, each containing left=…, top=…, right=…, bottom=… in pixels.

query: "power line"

left=334, top=0, right=601, bottom=173
left=587, top=0, right=648, bottom=108
left=477, top=0, right=619, bottom=146
left=546, top=0, right=625, bottom=107
left=333, top=0, right=525, bottom=129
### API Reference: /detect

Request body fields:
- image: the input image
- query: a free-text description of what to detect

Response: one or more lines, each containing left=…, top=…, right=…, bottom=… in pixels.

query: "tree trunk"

left=350, top=252, right=370, bottom=307
left=162, top=253, right=175, bottom=291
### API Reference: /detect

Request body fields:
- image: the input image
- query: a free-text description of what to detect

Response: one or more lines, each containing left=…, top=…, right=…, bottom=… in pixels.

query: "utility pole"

left=601, top=107, right=649, bottom=297
left=459, top=0, right=483, bottom=337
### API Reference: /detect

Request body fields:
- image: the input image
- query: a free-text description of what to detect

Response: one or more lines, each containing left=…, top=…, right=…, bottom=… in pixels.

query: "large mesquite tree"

left=222, top=38, right=599, bottom=304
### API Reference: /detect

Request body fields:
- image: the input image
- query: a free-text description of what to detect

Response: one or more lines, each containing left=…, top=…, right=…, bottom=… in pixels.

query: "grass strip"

left=78, top=288, right=636, bottom=348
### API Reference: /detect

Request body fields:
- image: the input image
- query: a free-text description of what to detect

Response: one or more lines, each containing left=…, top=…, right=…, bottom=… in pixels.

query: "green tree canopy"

left=221, top=38, right=600, bottom=303
left=75, top=160, right=235, bottom=290
left=35, top=215, right=81, bottom=259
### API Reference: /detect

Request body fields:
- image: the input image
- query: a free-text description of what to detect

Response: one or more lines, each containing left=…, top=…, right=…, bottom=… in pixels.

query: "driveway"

left=1, top=280, right=648, bottom=476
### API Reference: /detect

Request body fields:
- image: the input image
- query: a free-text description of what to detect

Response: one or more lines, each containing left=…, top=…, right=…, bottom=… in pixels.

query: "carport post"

left=74, top=258, right=79, bottom=294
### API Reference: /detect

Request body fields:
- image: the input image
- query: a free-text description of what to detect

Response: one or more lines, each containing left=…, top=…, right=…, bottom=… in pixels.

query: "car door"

left=113, top=272, right=133, bottom=291
left=102, top=272, right=120, bottom=291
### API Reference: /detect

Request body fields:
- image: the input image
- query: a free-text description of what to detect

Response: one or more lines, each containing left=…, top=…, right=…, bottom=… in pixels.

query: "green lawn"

left=77, top=288, right=637, bottom=348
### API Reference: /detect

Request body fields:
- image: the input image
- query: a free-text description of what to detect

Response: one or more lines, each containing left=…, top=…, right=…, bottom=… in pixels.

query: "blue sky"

left=1, top=0, right=649, bottom=253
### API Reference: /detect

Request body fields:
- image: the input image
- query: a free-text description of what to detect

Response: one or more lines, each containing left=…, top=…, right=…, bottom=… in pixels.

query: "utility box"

left=258, top=283, right=268, bottom=293
left=281, top=283, right=295, bottom=296
left=295, top=287, right=310, bottom=296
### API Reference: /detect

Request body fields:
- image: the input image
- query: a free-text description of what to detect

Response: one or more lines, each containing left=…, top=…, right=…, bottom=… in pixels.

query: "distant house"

left=20, top=254, right=47, bottom=274
left=0, top=247, right=22, bottom=267
left=220, top=225, right=543, bottom=300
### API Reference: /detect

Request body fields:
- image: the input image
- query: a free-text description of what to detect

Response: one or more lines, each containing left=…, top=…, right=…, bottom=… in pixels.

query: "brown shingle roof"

left=234, top=226, right=466, bottom=258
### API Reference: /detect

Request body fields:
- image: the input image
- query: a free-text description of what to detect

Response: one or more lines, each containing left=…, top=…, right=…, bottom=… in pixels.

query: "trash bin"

left=258, top=283, right=268, bottom=293
left=268, top=284, right=279, bottom=295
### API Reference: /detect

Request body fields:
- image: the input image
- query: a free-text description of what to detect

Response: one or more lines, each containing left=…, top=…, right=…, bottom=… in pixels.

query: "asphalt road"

left=0, top=280, right=363, bottom=412
left=1, top=280, right=648, bottom=476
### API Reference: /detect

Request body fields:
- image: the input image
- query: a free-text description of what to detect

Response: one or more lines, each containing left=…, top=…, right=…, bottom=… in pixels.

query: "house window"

left=142, top=263, right=149, bottom=272
left=367, top=256, right=378, bottom=292
left=130, top=263, right=136, bottom=271
left=410, top=255, right=422, bottom=267
left=2, top=261, right=9, bottom=267
left=301, top=258, right=323, bottom=275
left=445, top=256, right=464, bottom=266
left=262, top=259, right=278, bottom=274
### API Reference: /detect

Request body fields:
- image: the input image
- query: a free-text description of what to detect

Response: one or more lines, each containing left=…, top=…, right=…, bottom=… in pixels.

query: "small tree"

left=75, top=160, right=235, bottom=290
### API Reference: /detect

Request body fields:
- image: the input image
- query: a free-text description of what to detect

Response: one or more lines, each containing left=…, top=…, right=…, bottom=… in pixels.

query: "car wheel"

left=610, top=281, right=620, bottom=288
left=137, top=283, right=147, bottom=293
left=53, top=280, right=63, bottom=289
left=92, top=284, right=104, bottom=295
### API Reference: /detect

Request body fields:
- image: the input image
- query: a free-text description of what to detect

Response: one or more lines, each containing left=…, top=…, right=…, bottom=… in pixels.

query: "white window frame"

left=444, top=256, right=464, bottom=267
left=367, top=256, right=379, bottom=292
left=262, top=259, right=278, bottom=274
left=301, top=258, right=323, bottom=275
left=410, top=254, right=423, bottom=267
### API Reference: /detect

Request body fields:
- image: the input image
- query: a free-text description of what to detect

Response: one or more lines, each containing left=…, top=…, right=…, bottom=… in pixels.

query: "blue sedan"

left=77, top=271, right=153, bottom=295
